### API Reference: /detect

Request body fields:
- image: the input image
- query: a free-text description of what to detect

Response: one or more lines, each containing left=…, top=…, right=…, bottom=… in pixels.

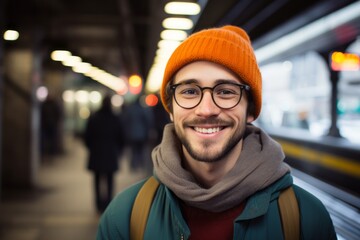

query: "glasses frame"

left=170, top=82, right=250, bottom=110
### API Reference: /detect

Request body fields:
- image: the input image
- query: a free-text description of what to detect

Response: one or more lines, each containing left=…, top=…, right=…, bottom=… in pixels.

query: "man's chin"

left=187, top=147, right=224, bottom=163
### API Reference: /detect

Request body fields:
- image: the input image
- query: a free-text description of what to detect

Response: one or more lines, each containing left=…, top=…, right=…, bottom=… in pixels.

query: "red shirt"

left=180, top=202, right=246, bottom=240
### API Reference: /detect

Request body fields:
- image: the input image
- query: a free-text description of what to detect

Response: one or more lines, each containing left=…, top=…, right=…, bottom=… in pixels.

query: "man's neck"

left=182, top=140, right=243, bottom=188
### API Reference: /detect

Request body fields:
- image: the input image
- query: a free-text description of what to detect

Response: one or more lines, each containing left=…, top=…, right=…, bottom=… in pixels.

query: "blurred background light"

left=3, top=30, right=19, bottom=41
left=111, top=94, right=124, bottom=108
left=51, top=50, right=71, bottom=61
left=164, top=2, right=201, bottom=15
left=162, top=17, right=194, bottom=30
left=36, top=86, right=48, bottom=102
left=75, top=90, right=89, bottom=104
left=62, top=90, right=76, bottom=103
left=89, top=91, right=102, bottom=104
left=145, top=94, right=159, bottom=107
left=62, top=55, right=82, bottom=67
left=160, top=30, right=187, bottom=41
left=79, top=106, right=90, bottom=119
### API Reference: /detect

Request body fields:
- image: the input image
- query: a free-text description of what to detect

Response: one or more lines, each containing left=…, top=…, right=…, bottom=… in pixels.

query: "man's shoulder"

left=292, top=185, right=327, bottom=212
left=106, top=178, right=153, bottom=217
left=292, top=185, right=337, bottom=238
left=97, top=178, right=148, bottom=239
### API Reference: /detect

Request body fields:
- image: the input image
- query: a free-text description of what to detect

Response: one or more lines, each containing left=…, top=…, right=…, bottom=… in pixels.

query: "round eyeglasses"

left=170, top=82, right=250, bottom=109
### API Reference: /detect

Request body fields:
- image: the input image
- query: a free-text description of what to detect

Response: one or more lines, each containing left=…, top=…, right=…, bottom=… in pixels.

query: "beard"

left=174, top=117, right=247, bottom=163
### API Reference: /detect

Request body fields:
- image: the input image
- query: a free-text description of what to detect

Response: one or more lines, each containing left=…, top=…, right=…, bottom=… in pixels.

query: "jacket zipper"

left=180, top=233, right=184, bottom=240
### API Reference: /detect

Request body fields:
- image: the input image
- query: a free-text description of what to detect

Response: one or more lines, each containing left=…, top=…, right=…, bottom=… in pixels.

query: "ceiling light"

left=146, top=65, right=166, bottom=93
left=72, top=62, right=92, bottom=73
left=164, top=2, right=201, bottom=15
left=62, top=55, right=82, bottom=67
left=162, top=17, right=194, bottom=30
left=3, top=30, right=19, bottom=41
left=51, top=50, right=71, bottom=61
left=153, top=54, right=171, bottom=64
left=158, top=39, right=181, bottom=49
left=161, top=29, right=187, bottom=41
left=156, top=47, right=177, bottom=56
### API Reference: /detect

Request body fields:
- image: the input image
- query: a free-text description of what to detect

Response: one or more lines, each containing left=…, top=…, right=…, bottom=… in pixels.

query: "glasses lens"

left=173, top=83, right=244, bottom=109
left=213, top=83, right=242, bottom=109
left=174, top=83, right=202, bottom=108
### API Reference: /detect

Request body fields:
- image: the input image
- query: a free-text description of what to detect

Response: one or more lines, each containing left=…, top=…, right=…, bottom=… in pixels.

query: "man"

left=84, top=95, right=124, bottom=212
left=97, top=25, right=336, bottom=239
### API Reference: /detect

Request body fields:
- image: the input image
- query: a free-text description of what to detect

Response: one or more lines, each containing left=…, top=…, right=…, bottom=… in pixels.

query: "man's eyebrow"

left=214, top=79, right=240, bottom=85
left=175, top=79, right=198, bottom=84
left=175, top=78, right=241, bottom=85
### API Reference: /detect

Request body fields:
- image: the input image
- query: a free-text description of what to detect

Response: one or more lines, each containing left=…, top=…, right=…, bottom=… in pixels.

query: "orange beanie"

left=160, top=25, right=262, bottom=119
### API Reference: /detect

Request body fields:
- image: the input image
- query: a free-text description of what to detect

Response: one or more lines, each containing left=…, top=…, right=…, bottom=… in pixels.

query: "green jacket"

left=97, top=174, right=336, bottom=240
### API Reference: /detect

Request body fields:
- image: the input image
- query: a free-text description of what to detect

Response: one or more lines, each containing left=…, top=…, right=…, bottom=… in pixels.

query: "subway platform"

left=0, top=136, right=148, bottom=240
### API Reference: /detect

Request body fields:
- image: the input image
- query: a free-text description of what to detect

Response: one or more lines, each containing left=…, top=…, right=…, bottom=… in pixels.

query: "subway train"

left=250, top=1, right=360, bottom=209
left=251, top=8, right=360, bottom=236
left=263, top=127, right=360, bottom=204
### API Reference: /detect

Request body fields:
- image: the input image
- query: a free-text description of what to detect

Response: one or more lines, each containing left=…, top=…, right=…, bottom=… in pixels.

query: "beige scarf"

left=152, top=123, right=290, bottom=212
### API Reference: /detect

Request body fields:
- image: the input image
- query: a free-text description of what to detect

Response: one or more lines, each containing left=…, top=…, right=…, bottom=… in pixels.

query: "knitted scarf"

left=152, top=123, right=290, bottom=212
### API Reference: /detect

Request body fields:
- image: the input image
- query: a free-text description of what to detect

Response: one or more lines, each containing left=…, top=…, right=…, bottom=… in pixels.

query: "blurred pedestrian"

left=122, top=98, right=153, bottom=171
left=40, top=95, right=63, bottom=156
left=152, top=94, right=171, bottom=145
left=84, top=95, right=124, bottom=212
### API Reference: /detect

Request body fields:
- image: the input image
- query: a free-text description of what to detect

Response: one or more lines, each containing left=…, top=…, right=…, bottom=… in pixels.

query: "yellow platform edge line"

left=276, top=140, right=360, bottom=178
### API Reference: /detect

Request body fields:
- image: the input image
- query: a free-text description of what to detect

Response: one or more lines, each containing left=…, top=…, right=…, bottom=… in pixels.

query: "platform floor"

left=0, top=136, right=148, bottom=240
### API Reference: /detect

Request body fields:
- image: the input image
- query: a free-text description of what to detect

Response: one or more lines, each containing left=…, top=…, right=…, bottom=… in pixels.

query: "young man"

left=97, top=25, right=336, bottom=239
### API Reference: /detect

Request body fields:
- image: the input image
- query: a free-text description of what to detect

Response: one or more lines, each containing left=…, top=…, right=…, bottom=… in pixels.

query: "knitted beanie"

left=160, top=25, right=262, bottom=119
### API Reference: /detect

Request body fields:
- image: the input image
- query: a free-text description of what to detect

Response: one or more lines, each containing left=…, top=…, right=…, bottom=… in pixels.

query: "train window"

left=257, top=51, right=332, bottom=137
left=338, top=38, right=360, bottom=144
left=257, top=45, right=360, bottom=145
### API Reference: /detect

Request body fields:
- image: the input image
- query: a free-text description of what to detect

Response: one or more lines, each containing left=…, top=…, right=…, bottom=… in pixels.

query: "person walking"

left=96, top=25, right=336, bottom=239
left=84, top=95, right=124, bottom=212
left=122, top=98, right=153, bottom=171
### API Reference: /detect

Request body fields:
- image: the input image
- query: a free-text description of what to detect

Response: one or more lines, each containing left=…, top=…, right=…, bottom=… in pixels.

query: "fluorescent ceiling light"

left=3, top=30, right=19, bottom=41
left=51, top=50, right=71, bottom=61
left=161, top=29, right=187, bottom=41
left=146, top=65, right=166, bottom=92
left=72, top=62, right=92, bottom=73
left=62, top=55, right=82, bottom=67
left=162, top=17, right=194, bottom=30
left=158, top=39, right=181, bottom=49
left=156, top=48, right=176, bottom=57
left=164, top=2, right=201, bottom=15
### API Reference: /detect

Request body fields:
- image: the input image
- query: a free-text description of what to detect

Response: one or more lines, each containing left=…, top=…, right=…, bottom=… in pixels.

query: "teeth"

left=194, top=127, right=221, bottom=134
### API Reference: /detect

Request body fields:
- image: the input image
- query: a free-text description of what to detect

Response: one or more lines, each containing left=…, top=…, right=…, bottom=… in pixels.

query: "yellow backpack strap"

left=278, top=186, right=300, bottom=240
left=130, top=176, right=160, bottom=240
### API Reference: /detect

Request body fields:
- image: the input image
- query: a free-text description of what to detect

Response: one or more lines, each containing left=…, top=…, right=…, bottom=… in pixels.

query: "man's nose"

left=194, top=91, right=221, bottom=116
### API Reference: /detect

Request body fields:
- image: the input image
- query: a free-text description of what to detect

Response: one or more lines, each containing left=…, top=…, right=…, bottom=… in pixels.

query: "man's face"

left=170, top=61, right=254, bottom=163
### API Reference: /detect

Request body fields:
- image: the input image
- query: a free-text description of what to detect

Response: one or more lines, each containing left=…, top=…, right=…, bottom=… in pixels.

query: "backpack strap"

left=130, top=177, right=299, bottom=240
left=130, top=176, right=160, bottom=240
left=278, top=186, right=300, bottom=240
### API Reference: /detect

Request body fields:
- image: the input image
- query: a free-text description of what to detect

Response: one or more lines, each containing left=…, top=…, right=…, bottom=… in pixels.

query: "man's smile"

left=193, top=126, right=223, bottom=134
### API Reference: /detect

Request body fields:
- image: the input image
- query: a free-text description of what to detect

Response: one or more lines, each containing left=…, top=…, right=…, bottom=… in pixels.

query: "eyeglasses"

left=170, top=82, right=250, bottom=109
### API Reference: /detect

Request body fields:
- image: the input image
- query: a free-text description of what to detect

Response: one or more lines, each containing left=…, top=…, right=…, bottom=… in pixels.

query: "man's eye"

left=216, top=89, right=237, bottom=95
left=180, top=88, right=199, bottom=95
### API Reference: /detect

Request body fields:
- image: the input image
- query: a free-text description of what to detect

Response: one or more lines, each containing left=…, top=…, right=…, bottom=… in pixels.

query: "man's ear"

left=246, top=114, right=254, bottom=123
left=169, top=113, right=174, bottom=122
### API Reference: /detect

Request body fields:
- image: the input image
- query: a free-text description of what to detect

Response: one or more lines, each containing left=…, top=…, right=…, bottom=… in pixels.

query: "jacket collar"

left=236, top=173, right=293, bottom=220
